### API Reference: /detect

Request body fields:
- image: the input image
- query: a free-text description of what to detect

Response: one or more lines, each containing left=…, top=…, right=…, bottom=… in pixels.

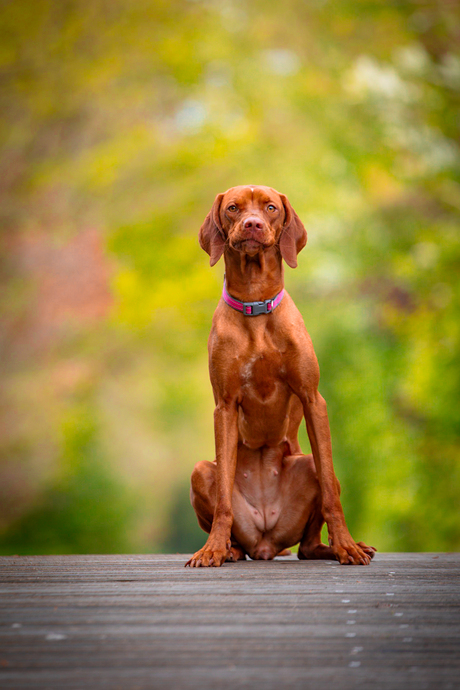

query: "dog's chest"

left=240, top=350, right=283, bottom=401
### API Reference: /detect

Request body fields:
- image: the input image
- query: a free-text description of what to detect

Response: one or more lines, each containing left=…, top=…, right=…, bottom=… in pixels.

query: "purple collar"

left=222, top=280, right=284, bottom=316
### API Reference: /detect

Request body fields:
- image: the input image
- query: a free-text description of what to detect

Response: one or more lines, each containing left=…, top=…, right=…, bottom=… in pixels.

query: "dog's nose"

left=244, top=217, right=264, bottom=230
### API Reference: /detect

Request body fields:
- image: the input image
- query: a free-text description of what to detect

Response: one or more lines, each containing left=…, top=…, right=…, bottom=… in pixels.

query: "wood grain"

left=0, top=553, right=459, bottom=689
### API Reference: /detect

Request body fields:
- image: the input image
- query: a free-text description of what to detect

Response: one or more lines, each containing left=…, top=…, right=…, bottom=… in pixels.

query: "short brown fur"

left=187, top=185, right=375, bottom=567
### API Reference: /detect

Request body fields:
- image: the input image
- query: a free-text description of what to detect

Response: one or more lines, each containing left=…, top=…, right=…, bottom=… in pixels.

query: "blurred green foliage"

left=0, top=0, right=459, bottom=554
left=2, top=402, right=134, bottom=554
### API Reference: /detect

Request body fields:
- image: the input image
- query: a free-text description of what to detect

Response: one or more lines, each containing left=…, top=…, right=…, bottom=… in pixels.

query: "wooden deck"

left=0, top=553, right=459, bottom=689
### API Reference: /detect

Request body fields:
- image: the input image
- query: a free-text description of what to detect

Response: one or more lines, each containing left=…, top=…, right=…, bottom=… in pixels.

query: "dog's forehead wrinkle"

left=224, top=191, right=249, bottom=206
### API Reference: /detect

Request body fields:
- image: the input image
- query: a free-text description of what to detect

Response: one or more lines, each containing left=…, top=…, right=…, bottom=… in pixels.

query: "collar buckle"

left=243, top=299, right=273, bottom=316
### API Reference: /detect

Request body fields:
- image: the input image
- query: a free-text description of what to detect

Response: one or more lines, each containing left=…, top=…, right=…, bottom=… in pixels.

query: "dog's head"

left=199, top=185, right=307, bottom=268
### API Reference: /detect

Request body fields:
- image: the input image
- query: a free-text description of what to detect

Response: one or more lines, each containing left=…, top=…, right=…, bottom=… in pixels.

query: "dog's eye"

left=267, top=204, right=277, bottom=212
left=227, top=205, right=238, bottom=212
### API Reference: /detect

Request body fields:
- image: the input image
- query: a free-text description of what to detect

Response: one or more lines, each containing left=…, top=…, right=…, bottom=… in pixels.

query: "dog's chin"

left=242, top=239, right=263, bottom=254
left=232, top=238, right=269, bottom=255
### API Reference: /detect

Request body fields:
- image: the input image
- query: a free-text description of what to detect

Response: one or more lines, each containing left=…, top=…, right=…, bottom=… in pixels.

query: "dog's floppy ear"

left=199, top=193, right=225, bottom=266
left=279, top=194, right=307, bottom=268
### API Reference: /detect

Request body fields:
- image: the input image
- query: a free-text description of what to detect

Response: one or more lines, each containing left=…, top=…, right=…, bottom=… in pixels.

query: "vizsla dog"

left=187, top=185, right=375, bottom=567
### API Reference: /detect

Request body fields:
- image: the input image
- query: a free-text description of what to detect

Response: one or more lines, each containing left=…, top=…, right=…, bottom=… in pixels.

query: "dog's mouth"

left=241, top=238, right=263, bottom=251
left=231, top=237, right=269, bottom=253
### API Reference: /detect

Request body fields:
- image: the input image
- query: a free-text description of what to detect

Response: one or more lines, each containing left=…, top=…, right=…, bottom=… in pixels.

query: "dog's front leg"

left=302, top=390, right=373, bottom=565
left=186, top=399, right=238, bottom=567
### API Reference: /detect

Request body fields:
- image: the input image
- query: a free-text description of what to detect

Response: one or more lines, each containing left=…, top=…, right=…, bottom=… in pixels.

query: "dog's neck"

left=224, top=245, right=284, bottom=302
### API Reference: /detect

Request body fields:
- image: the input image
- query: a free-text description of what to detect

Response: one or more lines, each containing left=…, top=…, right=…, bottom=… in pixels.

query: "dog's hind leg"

left=190, top=460, right=248, bottom=562
left=297, top=506, right=336, bottom=560
left=298, top=483, right=376, bottom=562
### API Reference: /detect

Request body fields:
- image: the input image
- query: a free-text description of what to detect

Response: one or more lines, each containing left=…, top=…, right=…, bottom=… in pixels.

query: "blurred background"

left=1, top=0, right=459, bottom=555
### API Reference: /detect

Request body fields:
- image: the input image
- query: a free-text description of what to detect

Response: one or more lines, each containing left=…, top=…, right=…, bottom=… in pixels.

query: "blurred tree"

left=0, top=0, right=459, bottom=554
left=1, top=402, right=135, bottom=554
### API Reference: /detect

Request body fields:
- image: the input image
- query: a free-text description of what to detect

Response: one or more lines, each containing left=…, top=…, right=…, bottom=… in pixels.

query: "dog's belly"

left=234, top=445, right=286, bottom=533
left=229, top=340, right=311, bottom=557
left=233, top=447, right=313, bottom=558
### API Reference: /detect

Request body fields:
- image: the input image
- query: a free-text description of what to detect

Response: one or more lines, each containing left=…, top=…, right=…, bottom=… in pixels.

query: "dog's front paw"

left=329, top=532, right=376, bottom=566
left=185, top=537, right=231, bottom=568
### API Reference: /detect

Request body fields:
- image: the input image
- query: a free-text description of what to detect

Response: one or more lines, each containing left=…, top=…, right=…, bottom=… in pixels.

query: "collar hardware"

left=222, top=280, right=284, bottom=316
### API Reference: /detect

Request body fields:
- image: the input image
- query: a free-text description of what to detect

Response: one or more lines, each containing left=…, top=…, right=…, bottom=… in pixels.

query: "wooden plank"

left=0, top=553, right=459, bottom=689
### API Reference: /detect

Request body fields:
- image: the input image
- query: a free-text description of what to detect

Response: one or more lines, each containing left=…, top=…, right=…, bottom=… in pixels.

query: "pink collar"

left=222, top=280, right=284, bottom=316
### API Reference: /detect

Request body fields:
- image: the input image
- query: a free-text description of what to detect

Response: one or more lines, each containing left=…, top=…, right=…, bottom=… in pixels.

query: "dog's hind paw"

left=226, top=544, right=246, bottom=562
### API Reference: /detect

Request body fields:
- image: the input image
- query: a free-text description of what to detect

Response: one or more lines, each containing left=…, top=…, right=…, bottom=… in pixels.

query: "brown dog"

left=187, top=185, right=375, bottom=567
